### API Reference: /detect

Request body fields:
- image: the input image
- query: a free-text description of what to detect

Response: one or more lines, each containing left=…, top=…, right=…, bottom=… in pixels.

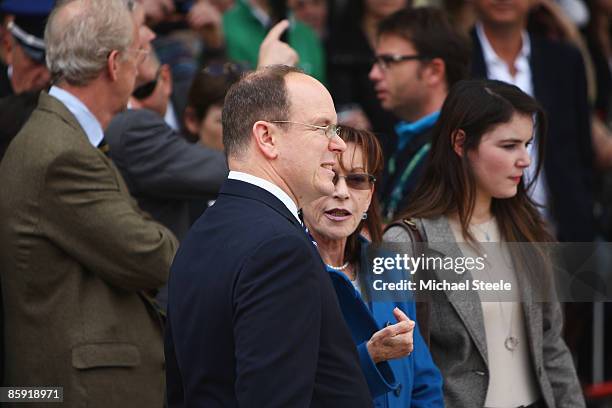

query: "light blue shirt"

left=48, top=85, right=104, bottom=148
left=394, top=111, right=440, bottom=152
left=228, top=170, right=301, bottom=224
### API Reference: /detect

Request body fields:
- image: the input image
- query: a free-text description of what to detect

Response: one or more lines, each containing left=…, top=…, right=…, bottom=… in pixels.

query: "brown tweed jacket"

left=0, top=92, right=178, bottom=408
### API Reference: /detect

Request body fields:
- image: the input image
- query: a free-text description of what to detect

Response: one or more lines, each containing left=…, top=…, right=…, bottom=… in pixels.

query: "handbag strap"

left=384, top=218, right=431, bottom=346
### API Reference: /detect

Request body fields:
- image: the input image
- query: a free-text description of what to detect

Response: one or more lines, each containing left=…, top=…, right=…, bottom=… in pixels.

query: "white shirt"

left=476, top=23, right=533, bottom=96
left=476, top=24, right=550, bottom=220
left=48, top=86, right=104, bottom=148
left=449, top=218, right=540, bottom=407
left=164, top=101, right=179, bottom=131
left=228, top=171, right=301, bottom=224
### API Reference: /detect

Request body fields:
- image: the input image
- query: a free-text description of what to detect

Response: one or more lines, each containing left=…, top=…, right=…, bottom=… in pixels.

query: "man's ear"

left=107, top=50, right=121, bottom=82
left=183, top=106, right=200, bottom=136
left=160, top=63, right=172, bottom=96
left=252, top=120, right=278, bottom=160
left=451, top=129, right=466, bottom=157
left=2, top=33, right=13, bottom=65
left=424, top=57, right=446, bottom=87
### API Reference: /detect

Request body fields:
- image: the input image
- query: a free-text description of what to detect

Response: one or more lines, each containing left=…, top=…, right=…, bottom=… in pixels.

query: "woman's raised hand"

left=367, top=307, right=415, bottom=364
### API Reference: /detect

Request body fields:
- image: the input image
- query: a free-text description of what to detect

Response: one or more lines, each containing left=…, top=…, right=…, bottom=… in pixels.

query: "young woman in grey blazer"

left=384, top=79, right=585, bottom=408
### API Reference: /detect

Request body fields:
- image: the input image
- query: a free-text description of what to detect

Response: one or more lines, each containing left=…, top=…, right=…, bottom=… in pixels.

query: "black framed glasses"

left=132, top=66, right=162, bottom=100
left=333, top=173, right=376, bottom=190
left=373, top=54, right=429, bottom=70
left=270, top=121, right=341, bottom=140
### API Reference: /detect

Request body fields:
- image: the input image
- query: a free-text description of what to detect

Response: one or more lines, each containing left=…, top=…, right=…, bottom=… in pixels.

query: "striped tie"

left=97, top=138, right=110, bottom=156
left=298, top=209, right=318, bottom=247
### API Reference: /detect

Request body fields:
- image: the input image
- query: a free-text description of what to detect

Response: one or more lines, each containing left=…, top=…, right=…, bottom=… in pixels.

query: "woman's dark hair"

left=339, top=126, right=385, bottom=266
left=183, top=60, right=243, bottom=142
left=398, top=79, right=553, bottom=243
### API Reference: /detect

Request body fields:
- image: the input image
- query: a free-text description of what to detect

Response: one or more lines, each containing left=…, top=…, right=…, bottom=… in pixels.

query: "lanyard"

left=385, top=142, right=431, bottom=220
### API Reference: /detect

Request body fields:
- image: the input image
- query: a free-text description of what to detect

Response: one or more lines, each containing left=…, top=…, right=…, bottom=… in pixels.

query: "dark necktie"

left=97, top=138, right=110, bottom=156
left=298, top=209, right=318, bottom=247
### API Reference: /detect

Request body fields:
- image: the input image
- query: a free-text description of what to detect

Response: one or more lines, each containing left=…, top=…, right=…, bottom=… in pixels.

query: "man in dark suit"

left=106, top=44, right=227, bottom=243
left=469, top=0, right=594, bottom=242
left=0, top=0, right=177, bottom=405
left=165, top=65, right=373, bottom=407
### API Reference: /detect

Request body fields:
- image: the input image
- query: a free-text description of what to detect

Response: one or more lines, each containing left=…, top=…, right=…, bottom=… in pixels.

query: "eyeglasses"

left=373, top=54, right=429, bottom=71
left=132, top=66, right=162, bottom=100
left=123, top=48, right=150, bottom=65
left=270, top=121, right=341, bottom=140
left=333, top=173, right=376, bottom=190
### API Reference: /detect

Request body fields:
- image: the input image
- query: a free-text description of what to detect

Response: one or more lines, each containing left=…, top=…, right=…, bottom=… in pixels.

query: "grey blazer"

left=384, top=216, right=585, bottom=408
left=105, top=108, right=228, bottom=240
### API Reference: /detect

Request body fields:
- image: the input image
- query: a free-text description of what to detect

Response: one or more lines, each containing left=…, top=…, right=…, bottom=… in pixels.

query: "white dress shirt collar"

left=476, top=22, right=533, bottom=96
left=48, top=85, right=104, bottom=147
left=228, top=171, right=301, bottom=224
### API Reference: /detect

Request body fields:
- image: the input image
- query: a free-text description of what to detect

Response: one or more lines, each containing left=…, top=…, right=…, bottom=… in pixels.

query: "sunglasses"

left=132, top=67, right=162, bottom=100
left=332, top=173, right=376, bottom=190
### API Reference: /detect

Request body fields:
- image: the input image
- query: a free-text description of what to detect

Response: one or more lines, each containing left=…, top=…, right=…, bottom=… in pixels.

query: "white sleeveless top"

left=449, top=217, right=540, bottom=407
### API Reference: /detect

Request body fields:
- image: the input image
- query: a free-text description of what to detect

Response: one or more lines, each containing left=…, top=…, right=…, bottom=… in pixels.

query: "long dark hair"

left=339, top=127, right=385, bottom=266
left=398, top=79, right=553, bottom=243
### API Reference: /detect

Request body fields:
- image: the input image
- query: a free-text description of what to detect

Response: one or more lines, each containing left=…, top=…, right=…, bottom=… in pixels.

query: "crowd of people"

left=0, top=0, right=611, bottom=406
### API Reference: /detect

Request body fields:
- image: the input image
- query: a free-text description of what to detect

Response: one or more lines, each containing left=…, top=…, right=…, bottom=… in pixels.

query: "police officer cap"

left=1, top=1, right=56, bottom=64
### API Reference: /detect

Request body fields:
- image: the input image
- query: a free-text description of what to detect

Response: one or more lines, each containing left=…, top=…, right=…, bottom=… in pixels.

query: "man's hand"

left=367, top=307, right=415, bottom=364
left=257, top=20, right=299, bottom=68
left=142, top=0, right=175, bottom=25
left=188, top=0, right=224, bottom=49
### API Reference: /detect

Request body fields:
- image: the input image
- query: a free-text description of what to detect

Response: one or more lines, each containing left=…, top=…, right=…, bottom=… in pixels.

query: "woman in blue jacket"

left=302, top=126, right=443, bottom=407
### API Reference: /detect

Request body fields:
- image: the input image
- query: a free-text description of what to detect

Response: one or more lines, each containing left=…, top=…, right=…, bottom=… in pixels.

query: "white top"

left=449, top=218, right=540, bottom=407
left=476, top=23, right=550, bottom=223
left=48, top=85, right=104, bottom=148
left=228, top=170, right=301, bottom=224
left=164, top=101, right=180, bottom=131
left=475, top=23, right=533, bottom=96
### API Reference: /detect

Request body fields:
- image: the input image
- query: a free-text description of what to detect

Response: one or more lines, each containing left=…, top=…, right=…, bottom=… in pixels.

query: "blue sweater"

left=326, top=241, right=444, bottom=408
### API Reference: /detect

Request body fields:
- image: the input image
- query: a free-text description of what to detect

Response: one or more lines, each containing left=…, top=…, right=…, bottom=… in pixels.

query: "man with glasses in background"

left=368, top=7, right=471, bottom=220
left=105, top=47, right=228, bottom=247
left=105, top=19, right=297, bottom=242
left=165, top=64, right=373, bottom=407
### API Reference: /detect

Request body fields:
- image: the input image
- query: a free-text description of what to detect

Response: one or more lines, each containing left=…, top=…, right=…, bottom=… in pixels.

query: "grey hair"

left=45, top=0, right=135, bottom=86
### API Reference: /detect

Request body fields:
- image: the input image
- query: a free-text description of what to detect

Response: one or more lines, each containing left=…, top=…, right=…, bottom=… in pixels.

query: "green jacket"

left=0, top=92, right=178, bottom=407
left=223, top=0, right=326, bottom=83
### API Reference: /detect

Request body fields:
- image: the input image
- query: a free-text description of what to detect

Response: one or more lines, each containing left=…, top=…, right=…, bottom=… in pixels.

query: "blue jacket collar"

left=394, top=111, right=440, bottom=151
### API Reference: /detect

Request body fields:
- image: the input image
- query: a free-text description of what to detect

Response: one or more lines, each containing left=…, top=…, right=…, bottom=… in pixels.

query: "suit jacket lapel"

left=514, top=257, right=543, bottom=371
left=529, top=34, right=547, bottom=104
left=421, top=216, right=489, bottom=364
left=38, top=91, right=85, bottom=134
left=470, top=29, right=488, bottom=79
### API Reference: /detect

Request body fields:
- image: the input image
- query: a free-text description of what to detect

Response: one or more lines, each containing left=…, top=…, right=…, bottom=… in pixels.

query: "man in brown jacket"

left=0, top=0, right=177, bottom=406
